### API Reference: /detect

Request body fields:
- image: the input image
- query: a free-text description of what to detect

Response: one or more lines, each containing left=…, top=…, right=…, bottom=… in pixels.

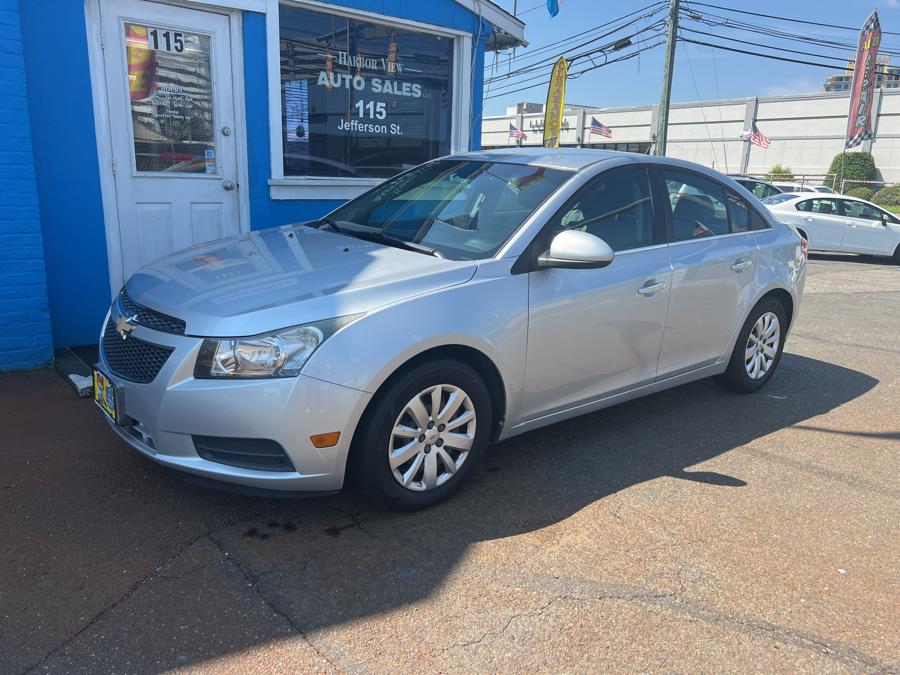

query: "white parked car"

left=763, top=193, right=900, bottom=263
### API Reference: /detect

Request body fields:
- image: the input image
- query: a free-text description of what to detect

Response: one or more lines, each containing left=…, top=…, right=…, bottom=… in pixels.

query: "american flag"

left=743, top=121, right=770, bottom=148
left=590, top=116, right=612, bottom=138
left=509, top=123, right=527, bottom=140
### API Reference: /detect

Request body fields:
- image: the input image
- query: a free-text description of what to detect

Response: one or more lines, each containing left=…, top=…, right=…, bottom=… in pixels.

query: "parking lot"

left=1, top=255, right=898, bottom=673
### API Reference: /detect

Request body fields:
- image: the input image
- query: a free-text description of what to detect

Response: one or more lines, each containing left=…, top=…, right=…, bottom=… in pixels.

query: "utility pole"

left=654, top=0, right=680, bottom=156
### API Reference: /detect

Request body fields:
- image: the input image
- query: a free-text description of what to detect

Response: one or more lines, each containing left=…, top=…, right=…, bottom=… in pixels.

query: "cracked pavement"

left=1, top=255, right=898, bottom=672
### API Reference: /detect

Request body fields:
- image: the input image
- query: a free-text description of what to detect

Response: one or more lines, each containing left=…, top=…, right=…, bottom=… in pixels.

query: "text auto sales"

left=318, top=50, right=426, bottom=136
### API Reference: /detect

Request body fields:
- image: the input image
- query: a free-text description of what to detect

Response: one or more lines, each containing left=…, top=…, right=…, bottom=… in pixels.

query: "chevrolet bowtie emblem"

left=115, top=314, right=138, bottom=339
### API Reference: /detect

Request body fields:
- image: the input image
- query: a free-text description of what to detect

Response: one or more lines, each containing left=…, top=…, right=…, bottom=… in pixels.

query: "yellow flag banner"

left=543, top=57, right=568, bottom=148
left=126, top=24, right=156, bottom=101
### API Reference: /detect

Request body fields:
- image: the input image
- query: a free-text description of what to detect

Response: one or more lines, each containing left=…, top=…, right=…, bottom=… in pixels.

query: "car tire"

left=892, top=244, right=900, bottom=265
left=715, top=297, right=787, bottom=393
left=352, top=359, right=492, bottom=510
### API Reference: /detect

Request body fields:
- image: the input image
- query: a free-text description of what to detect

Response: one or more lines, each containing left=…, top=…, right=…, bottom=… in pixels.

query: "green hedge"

left=825, top=151, right=877, bottom=191
left=845, top=186, right=875, bottom=201
left=765, top=165, right=794, bottom=182
left=871, top=185, right=900, bottom=206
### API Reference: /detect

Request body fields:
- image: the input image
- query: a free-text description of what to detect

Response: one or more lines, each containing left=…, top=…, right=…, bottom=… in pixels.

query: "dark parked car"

left=732, top=176, right=783, bottom=200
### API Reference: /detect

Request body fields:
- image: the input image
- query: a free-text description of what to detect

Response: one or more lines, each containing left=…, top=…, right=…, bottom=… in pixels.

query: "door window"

left=796, top=198, right=838, bottom=214
left=550, top=169, right=655, bottom=251
left=840, top=200, right=883, bottom=221
left=726, top=192, right=750, bottom=233
left=124, top=23, right=216, bottom=174
left=661, top=171, right=730, bottom=241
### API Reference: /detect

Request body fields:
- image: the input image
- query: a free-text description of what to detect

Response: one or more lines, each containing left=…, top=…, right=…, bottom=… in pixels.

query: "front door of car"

left=838, top=199, right=897, bottom=255
left=521, top=167, right=671, bottom=421
left=656, top=170, right=759, bottom=377
left=794, top=198, right=845, bottom=251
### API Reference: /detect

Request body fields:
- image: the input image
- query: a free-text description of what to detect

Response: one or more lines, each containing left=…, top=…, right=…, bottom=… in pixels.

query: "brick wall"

left=0, top=0, right=53, bottom=371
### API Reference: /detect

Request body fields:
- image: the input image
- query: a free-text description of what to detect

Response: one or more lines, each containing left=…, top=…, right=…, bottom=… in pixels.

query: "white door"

left=794, top=198, right=845, bottom=251
left=838, top=199, right=897, bottom=255
left=100, top=0, right=242, bottom=285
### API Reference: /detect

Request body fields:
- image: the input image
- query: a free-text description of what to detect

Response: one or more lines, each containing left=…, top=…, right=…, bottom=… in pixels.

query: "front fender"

left=302, top=260, right=529, bottom=427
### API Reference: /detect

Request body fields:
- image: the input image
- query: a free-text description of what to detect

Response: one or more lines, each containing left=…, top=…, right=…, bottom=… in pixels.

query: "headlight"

left=194, top=316, right=360, bottom=379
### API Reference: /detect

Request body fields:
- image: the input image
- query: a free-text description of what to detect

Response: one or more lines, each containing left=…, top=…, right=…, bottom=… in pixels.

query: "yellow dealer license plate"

left=93, top=368, right=120, bottom=423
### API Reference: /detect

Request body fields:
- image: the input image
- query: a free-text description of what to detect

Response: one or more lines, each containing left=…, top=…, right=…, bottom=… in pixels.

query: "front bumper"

left=98, top=314, right=371, bottom=492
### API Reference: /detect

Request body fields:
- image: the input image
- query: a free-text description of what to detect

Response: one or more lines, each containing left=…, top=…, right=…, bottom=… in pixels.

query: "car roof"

left=449, top=148, right=740, bottom=184
left=769, top=193, right=879, bottom=206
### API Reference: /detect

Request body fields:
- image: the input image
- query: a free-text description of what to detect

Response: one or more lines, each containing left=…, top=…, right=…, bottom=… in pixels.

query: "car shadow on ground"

left=0, top=353, right=879, bottom=670
left=809, top=252, right=892, bottom=265
left=165, top=353, right=877, bottom=663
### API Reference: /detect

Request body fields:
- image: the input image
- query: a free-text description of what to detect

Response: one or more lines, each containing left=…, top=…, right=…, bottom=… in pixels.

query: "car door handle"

left=731, top=258, right=753, bottom=271
left=803, top=216, right=814, bottom=221
left=637, top=281, right=667, bottom=296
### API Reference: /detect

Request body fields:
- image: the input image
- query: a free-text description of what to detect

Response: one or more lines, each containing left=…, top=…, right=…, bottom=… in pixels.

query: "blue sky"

left=483, top=0, right=900, bottom=115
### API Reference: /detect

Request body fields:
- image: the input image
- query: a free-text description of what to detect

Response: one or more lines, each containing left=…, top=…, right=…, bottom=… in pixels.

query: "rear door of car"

left=521, top=166, right=671, bottom=420
left=837, top=199, right=898, bottom=255
left=654, top=168, right=759, bottom=378
left=793, top=197, right=846, bottom=251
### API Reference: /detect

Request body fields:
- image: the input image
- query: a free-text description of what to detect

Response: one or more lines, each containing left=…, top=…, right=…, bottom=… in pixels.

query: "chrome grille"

left=101, top=319, right=174, bottom=384
left=119, top=290, right=186, bottom=335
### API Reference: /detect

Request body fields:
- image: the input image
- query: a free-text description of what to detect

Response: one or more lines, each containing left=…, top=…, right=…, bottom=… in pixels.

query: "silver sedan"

left=94, top=149, right=807, bottom=510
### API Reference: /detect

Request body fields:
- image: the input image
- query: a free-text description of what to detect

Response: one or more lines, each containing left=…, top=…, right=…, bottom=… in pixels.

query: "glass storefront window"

left=125, top=23, right=216, bottom=174
left=279, top=4, right=453, bottom=179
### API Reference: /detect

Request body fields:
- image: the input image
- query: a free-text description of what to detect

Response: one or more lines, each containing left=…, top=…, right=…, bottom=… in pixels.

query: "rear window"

left=762, top=193, right=797, bottom=205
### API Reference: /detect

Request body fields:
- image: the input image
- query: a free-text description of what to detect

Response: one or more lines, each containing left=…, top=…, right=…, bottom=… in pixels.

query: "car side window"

left=840, top=200, right=883, bottom=221
left=796, top=198, right=838, bottom=214
left=549, top=168, right=654, bottom=252
left=750, top=208, right=771, bottom=231
left=726, top=192, right=750, bottom=233
left=661, top=170, right=730, bottom=241
left=763, top=185, right=780, bottom=199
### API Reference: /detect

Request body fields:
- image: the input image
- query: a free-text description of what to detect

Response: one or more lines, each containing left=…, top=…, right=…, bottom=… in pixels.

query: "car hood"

left=125, top=225, right=478, bottom=337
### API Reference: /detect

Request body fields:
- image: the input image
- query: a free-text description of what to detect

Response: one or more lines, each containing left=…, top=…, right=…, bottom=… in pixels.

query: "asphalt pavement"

left=1, top=254, right=898, bottom=673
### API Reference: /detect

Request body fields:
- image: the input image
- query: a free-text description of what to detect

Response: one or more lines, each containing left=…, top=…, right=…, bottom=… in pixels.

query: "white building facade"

left=482, top=89, right=900, bottom=182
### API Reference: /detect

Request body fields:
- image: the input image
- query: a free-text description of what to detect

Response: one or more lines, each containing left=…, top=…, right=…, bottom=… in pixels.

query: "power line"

left=681, top=8, right=900, bottom=57
left=679, top=26, right=858, bottom=65
left=486, top=1, right=666, bottom=72
left=486, top=22, right=666, bottom=85
left=485, top=39, right=666, bottom=99
left=678, top=36, right=894, bottom=74
left=684, top=1, right=900, bottom=37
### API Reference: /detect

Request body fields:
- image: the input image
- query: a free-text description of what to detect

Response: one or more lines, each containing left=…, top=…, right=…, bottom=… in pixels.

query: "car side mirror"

left=537, top=230, right=615, bottom=270
left=880, top=213, right=892, bottom=226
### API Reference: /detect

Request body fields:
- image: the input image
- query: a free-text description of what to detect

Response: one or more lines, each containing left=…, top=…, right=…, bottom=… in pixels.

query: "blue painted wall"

left=10, top=0, right=494, bottom=351
left=20, top=0, right=111, bottom=348
left=0, top=0, right=54, bottom=371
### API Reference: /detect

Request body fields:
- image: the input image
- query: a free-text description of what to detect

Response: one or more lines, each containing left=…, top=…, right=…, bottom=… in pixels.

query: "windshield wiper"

left=317, top=219, right=443, bottom=258
left=375, top=234, right=444, bottom=258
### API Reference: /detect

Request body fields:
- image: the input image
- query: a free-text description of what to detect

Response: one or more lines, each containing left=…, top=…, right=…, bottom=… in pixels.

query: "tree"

left=825, top=151, right=877, bottom=192
left=765, top=165, right=794, bottom=182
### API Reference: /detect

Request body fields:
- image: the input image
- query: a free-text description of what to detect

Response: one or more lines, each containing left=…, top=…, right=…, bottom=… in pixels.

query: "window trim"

left=265, top=0, right=472, bottom=200
left=836, top=198, right=888, bottom=222
left=795, top=197, right=839, bottom=215
left=656, top=166, right=734, bottom=243
left=514, top=166, right=660, bottom=272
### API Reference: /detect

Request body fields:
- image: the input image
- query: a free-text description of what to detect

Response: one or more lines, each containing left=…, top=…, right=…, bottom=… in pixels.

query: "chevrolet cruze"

left=94, top=149, right=807, bottom=510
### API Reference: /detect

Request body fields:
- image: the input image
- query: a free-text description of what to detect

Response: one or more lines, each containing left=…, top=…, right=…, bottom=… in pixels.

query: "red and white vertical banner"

left=845, top=10, right=881, bottom=149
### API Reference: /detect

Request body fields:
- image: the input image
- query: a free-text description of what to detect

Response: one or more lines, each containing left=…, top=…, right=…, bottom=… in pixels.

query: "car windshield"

left=323, top=160, right=572, bottom=260
left=762, top=193, right=798, bottom=205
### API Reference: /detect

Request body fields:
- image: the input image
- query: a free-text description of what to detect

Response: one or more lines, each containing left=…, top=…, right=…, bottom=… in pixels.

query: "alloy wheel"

left=388, top=384, right=476, bottom=491
left=745, top=311, right=780, bottom=380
